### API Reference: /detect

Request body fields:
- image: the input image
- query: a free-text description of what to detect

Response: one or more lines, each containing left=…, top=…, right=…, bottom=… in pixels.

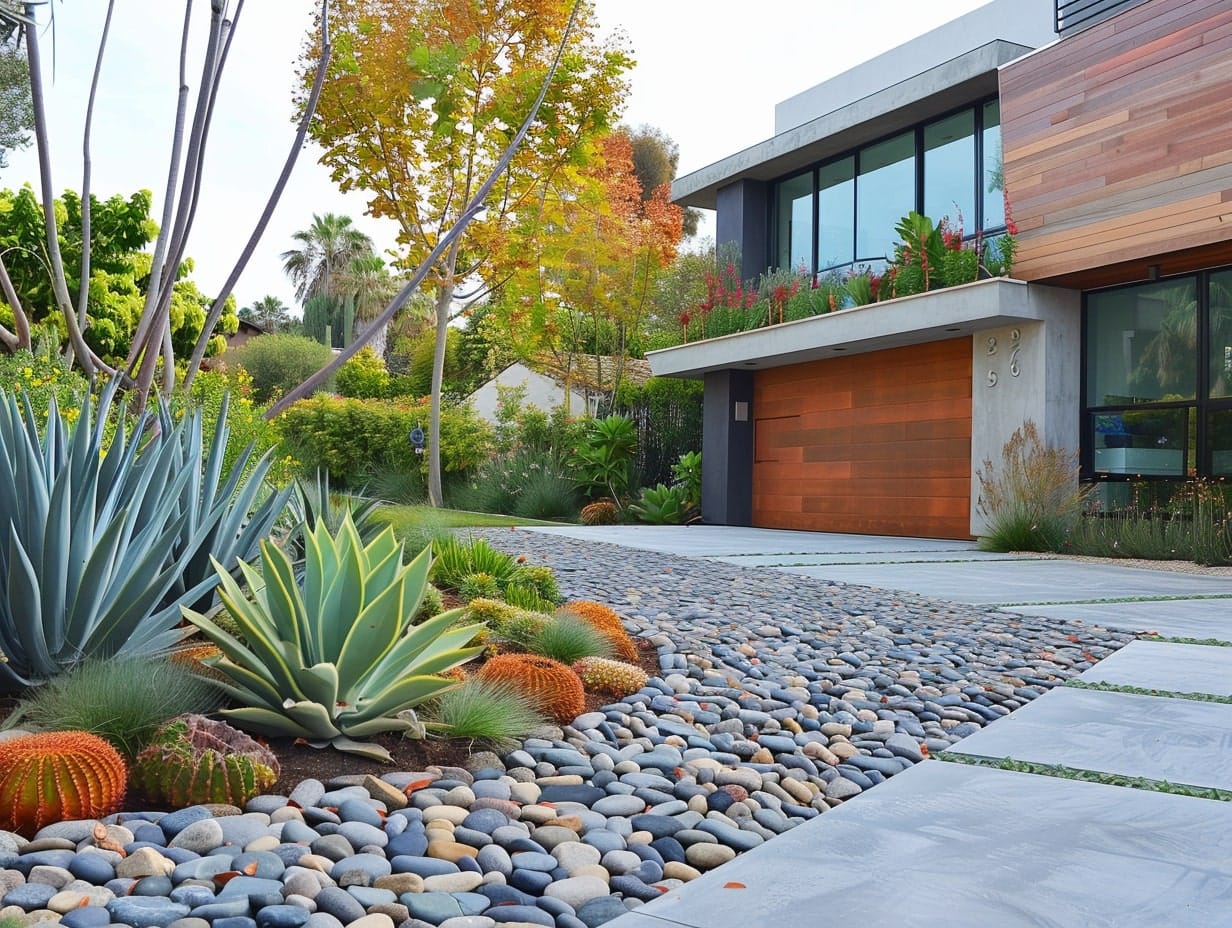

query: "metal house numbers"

left=985, top=329, right=1022, bottom=388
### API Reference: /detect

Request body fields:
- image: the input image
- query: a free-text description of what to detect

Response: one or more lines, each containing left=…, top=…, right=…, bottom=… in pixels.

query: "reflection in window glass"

left=1210, top=270, right=1232, bottom=399
left=774, top=171, right=814, bottom=273
left=856, top=133, right=915, bottom=261
left=1091, top=408, right=1188, bottom=476
left=817, top=158, right=855, bottom=270
left=924, top=110, right=975, bottom=231
left=1086, top=278, right=1197, bottom=406
left=983, top=100, right=1005, bottom=230
left=1210, top=410, right=1232, bottom=476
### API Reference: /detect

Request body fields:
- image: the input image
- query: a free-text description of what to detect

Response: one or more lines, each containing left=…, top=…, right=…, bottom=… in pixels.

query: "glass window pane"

left=983, top=100, right=1005, bottom=231
left=1210, top=269, right=1232, bottom=399
left=924, top=110, right=975, bottom=232
left=1085, top=278, right=1198, bottom=406
left=774, top=172, right=813, bottom=274
left=1209, top=409, right=1232, bottom=476
left=856, top=132, right=915, bottom=261
left=1091, top=408, right=1188, bottom=476
left=817, top=157, right=854, bottom=271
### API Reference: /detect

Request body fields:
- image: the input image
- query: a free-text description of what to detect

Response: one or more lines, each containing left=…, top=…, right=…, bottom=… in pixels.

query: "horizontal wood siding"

left=1000, top=0, right=1232, bottom=284
left=751, top=338, right=972, bottom=539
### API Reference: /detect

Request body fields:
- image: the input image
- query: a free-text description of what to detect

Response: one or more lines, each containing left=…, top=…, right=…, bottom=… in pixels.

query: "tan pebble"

left=684, top=757, right=722, bottom=772
left=829, top=742, right=859, bottom=760
left=685, top=843, right=736, bottom=870
left=750, top=748, right=774, bottom=764
left=0, top=906, right=25, bottom=922
left=284, top=894, right=317, bottom=912
left=480, top=871, right=507, bottom=886
left=21, top=838, right=75, bottom=853
left=203, top=804, right=244, bottom=817
left=27, top=866, right=73, bottom=889
left=626, top=831, right=653, bottom=845
left=423, top=872, right=483, bottom=893
left=518, top=805, right=557, bottom=825
left=508, top=783, right=541, bottom=805
left=270, top=807, right=306, bottom=825
left=781, top=718, right=803, bottom=734
left=800, top=704, right=820, bottom=720
left=422, top=806, right=468, bottom=826
left=346, top=914, right=395, bottom=928
left=245, top=835, right=280, bottom=853
left=820, top=722, right=852, bottom=737
left=780, top=778, right=815, bottom=803
left=426, top=840, right=479, bottom=863
left=662, top=735, right=687, bottom=748
left=855, top=709, right=878, bottom=722
left=367, top=903, right=408, bottom=924
left=115, top=847, right=173, bottom=879
left=444, top=786, right=476, bottom=808
left=49, top=887, right=113, bottom=913
left=535, top=775, right=583, bottom=786
left=569, top=865, right=610, bottom=883
left=375, top=873, right=423, bottom=895
left=362, top=775, right=408, bottom=812
left=803, top=743, right=841, bottom=766
left=296, top=854, right=335, bottom=873
left=686, top=795, right=708, bottom=814
left=662, top=862, right=702, bottom=882
left=424, top=819, right=455, bottom=834
left=543, top=816, right=582, bottom=833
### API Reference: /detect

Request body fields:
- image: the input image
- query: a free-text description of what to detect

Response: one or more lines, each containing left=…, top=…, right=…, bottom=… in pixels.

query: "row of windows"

left=1084, top=269, right=1232, bottom=478
left=773, top=100, right=1005, bottom=275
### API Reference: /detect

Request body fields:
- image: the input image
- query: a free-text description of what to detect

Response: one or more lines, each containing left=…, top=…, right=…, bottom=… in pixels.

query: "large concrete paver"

left=1079, top=639, right=1232, bottom=696
left=776, top=559, right=1232, bottom=605
left=605, top=761, right=1232, bottom=928
left=950, top=686, right=1232, bottom=790
left=1006, top=599, right=1232, bottom=639
left=713, top=550, right=1026, bottom=566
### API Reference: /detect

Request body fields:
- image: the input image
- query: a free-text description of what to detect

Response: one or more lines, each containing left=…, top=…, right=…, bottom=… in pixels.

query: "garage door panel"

left=752, top=337, right=972, bottom=539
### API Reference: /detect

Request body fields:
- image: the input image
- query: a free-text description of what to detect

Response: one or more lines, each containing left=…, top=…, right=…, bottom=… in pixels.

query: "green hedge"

left=275, top=395, right=494, bottom=488
left=612, top=377, right=703, bottom=488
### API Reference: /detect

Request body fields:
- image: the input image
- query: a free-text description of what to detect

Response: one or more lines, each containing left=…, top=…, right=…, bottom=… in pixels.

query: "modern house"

left=650, top=0, right=1232, bottom=539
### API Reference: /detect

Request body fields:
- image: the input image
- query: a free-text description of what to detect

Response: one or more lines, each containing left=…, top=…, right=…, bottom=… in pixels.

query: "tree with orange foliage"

left=493, top=127, right=683, bottom=406
left=294, top=0, right=631, bottom=506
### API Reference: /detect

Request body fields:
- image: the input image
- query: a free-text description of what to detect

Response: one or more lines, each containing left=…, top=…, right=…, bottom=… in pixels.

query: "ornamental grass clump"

left=180, top=513, right=484, bottom=761
left=510, top=613, right=614, bottom=665
left=424, top=678, right=548, bottom=750
left=977, top=420, right=1091, bottom=553
left=560, top=600, right=640, bottom=663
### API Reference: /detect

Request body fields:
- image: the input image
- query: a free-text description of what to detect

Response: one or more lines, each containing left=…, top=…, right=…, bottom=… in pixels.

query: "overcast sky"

left=2, top=0, right=991, bottom=313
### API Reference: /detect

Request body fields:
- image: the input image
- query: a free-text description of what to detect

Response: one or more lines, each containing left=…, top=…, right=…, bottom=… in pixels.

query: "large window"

left=774, top=171, right=814, bottom=274
left=856, top=133, right=915, bottom=261
left=1084, top=272, right=1232, bottom=479
left=924, top=110, right=975, bottom=230
left=770, top=98, right=1005, bottom=277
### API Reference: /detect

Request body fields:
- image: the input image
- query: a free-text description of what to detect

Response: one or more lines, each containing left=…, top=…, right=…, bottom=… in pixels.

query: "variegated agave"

left=181, top=513, right=484, bottom=761
left=0, top=383, right=291, bottom=691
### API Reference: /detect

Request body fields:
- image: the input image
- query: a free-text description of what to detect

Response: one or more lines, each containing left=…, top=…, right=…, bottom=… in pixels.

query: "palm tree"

left=281, top=213, right=374, bottom=305
left=338, top=253, right=399, bottom=359
left=239, top=294, right=291, bottom=332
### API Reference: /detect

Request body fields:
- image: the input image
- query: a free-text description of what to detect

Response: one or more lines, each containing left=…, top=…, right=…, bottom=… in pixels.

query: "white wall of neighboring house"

left=468, top=362, right=591, bottom=424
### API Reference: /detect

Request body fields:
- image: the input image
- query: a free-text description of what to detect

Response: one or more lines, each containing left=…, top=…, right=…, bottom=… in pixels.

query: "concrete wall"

left=715, top=181, right=770, bottom=280
left=701, top=370, right=754, bottom=527
left=774, top=0, right=1055, bottom=134
left=969, top=286, right=1081, bottom=535
left=469, top=363, right=588, bottom=424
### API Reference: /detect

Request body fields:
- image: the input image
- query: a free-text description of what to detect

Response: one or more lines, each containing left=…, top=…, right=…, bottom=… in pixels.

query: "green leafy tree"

left=626, top=124, right=699, bottom=238
left=0, top=20, right=32, bottom=170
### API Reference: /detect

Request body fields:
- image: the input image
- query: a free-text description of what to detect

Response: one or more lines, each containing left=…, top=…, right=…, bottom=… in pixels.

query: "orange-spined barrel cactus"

left=477, top=653, right=585, bottom=723
left=0, top=731, right=127, bottom=835
left=572, top=657, right=650, bottom=698
left=580, top=501, right=618, bottom=526
left=560, top=600, right=639, bottom=663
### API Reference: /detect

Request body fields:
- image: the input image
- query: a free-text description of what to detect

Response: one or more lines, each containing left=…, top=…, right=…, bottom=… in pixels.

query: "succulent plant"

left=180, top=513, right=485, bottom=760
left=0, top=731, right=127, bottom=835
left=477, top=653, right=585, bottom=723
left=629, top=483, right=695, bottom=525
left=581, top=500, right=618, bottom=526
left=458, top=571, right=503, bottom=602
left=132, top=715, right=279, bottom=809
left=559, top=600, right=640, bottom=664
left=0, top=382, right=291, bottom=690
left=512, top=565, right=561, bottom=604
left=572, top=656, right=650, bottom=698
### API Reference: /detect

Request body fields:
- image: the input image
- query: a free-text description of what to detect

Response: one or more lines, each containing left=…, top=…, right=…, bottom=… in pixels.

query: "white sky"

left=2, top=0, right=991, bottom=313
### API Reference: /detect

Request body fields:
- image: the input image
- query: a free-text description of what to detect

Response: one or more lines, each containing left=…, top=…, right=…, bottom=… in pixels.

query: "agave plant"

left=629, top=483, right=696, bottom=525
left=181, top=513, right=485, bottom=761
left=0, top=383, right=291, bottom=691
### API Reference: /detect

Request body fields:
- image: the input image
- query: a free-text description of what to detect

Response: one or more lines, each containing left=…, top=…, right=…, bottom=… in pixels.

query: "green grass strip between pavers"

left=1138, top=634, right=1232, bottom=647
left=1065, top=679, right=1232, bottom=704
left=933, top=752, right=1232, bottom=801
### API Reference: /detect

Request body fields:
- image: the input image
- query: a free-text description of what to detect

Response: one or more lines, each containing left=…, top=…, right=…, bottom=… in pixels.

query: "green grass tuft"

left=516, top=613, right=615, bottom=665
left=424, top=678, right=548, bottom=750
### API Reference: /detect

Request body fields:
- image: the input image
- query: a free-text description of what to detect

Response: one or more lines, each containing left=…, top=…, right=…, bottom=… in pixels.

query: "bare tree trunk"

left=428, top=268, right=457, bottom=509
left=0, top=252, right=31, bottom=350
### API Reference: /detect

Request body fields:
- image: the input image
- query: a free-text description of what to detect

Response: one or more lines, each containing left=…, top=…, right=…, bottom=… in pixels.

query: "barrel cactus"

left=559, top=600, right=639, bottom=663
left=572, top=656, right=649, bottom=698
left=580, top=501, right=618, bottom=526
left=0, top=731, right=127, bottom=835
left=132, top=715, right=279, bottom=809
left=477, top=653, right=585, bottom=723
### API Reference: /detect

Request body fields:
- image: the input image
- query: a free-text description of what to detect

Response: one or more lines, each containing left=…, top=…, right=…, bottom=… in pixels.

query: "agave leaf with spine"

left=181, top=513, right=484, bottom=761
left=0, top=382, right=293, bottom=692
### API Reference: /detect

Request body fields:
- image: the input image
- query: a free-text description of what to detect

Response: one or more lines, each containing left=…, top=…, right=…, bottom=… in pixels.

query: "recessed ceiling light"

left=743, top=361, right=757, bottom=367
left=832, top=347, right=847, bottom=352
left=945, top=327, right=961, bottom=332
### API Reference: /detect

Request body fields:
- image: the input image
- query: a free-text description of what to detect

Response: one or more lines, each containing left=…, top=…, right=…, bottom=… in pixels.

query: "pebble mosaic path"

left=0, top=529, right=1133, bottom=928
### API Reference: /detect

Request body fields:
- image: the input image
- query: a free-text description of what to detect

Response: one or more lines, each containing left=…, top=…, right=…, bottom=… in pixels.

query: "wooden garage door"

left=752, top=337, right=973, bottom=539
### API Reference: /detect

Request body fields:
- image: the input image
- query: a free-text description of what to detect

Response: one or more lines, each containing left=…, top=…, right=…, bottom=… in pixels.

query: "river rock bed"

left=0, top=530, right=1133, bottom=928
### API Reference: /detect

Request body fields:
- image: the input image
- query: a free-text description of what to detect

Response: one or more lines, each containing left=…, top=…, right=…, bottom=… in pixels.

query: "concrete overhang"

left=672, top=40, right=1033, bottom=211
left=647, top=278, right=1075, bottom=378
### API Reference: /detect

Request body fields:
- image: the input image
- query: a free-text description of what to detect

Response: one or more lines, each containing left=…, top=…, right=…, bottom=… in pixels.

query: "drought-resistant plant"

left=430, top=535, right=520, bottom=591
left=581, top=500, right=618, bottom=525
left=180, top=514, right=485, bottom=760
left=630, top=483, right=695, bottom=525
left=132, top=715, right=280, bottom=809
left=672, top=450, right=702, bottom=510
left=423, top=677, right=548, bottom=750
left=281, top=471, right=386, bottom=565
left=0, top=383, right=291, bottom=691
left=573, top=414, right=638, bottom=506
left=559, top=600, right=639, bottom=664
left=6, top=656, right=220, bottom=760
left=477, top=653, right=586, bottom=723
left=336, top=347, right=392, bottom=398
left=0, top=731, right=127, bottom=835
left=506, top=613, right=613, bottom=665
left=228, top=333, right=335, bottom=403
left=458, top=571, right=504, bottom=602
left=510, top=564, right=561, bottom=605
left=977, top=420, right=1092, bottom=552
left=572, top=656, right=649, bottom=698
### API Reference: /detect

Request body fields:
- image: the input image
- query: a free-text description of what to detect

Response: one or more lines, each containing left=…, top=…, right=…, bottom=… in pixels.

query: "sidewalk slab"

left=714, top=550, right=1028, bottom=567
left=950, top=687, right=1232, bottom=790
left=776, top=559, right=1232, bottom=605
left=605, top=761, right=1232, bottom=928
left=1005, top=599, right=1232, bottom=640
left=1079, top=639, right=1232, bottom=697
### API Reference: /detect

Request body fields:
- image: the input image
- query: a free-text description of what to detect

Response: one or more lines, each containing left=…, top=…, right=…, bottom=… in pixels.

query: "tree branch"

left=0, top=249, right=32, bottom=349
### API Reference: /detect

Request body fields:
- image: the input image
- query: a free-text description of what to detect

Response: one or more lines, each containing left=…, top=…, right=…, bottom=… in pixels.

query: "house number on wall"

left=986, top=329, right=1022, bottom=388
